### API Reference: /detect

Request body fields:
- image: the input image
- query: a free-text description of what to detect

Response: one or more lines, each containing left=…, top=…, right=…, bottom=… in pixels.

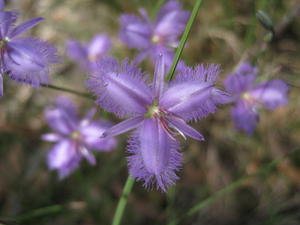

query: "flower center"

left=88, top=53, right=100, bottom=62
left=151, top=34, right=162, bottom=45
left=241, top=92, right=256, bottom=106
left=0, top=37, right=9, bottom=49
left=71, top=131, right=81, bottom=140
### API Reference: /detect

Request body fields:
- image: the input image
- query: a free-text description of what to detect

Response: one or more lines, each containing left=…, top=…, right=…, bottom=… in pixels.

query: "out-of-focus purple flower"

left=119, top=1, right=189, bottom=68
left=66, top=33, right=111, bottom=71
left=224, top=62, right=289, bottom=135
left=42, top=97, right=117, bottom=179
left=0, top=0, right=59, bottom=97
left=88, top=55, right=229, bottom=191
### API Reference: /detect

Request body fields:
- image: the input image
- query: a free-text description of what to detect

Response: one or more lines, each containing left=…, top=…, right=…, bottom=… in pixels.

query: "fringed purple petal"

left=80, top=120, right=117, bottom=151
left=87, top=57, right=152, bottom=117
left=160, top=64, right=227, bottom=121
left=119, top=14, right=152, bottom=49
left=154, top=1, right=189, bottom=41
left=232, top=101, right=259, bottom=135
left=127, top=118, right=182, bottom=192
left=166, top=116, right=204, bottom=141
left=250, top=80, right=289, bottom=110
left=41, top=133, right=62, bottom=142
left=8, top=17, right=44, bottom=38
left=87, top=34, right=111, bottom=62
left=101, top=116, right=144, bottom=138
left=5, top=37, right=59, bottom=87
left=47, top=139, right=81, bottom=179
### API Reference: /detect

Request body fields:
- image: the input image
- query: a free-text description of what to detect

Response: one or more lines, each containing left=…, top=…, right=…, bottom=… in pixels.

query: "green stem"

left=111, top=176, right=135, bottom=225
left=167, top=150, right=300, bottom=225
left=166, top=0, right=203, bottom=81
left=42, top=84, right=94, bottom=100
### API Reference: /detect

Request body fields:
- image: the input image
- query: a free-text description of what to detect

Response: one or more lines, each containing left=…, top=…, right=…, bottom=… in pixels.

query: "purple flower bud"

left=0, top=0, right=59, bottom=97
left=42, top=97, right=117, bottom=179
left=88, top=55, right=229, bottom=191
left=224, top=62, right=289, bottom=134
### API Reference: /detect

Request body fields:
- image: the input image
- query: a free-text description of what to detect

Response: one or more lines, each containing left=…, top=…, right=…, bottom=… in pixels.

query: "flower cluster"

left=0, top=0, right=59, bottom=97
left=42, top=97, right=117, bottom=178
left=224, top=62, right=289, bottom=134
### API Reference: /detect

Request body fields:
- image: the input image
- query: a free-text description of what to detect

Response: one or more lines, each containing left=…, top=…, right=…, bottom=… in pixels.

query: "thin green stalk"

left=111, top=176, right=135, bottom=225
left=166, top=0, right=203, bottom=81
left=42, top=84, right=94, bottom=100
left=167, top=150, right=300, bottom=225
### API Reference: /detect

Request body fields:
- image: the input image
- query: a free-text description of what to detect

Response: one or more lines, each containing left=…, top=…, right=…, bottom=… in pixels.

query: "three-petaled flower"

left=88, top=55, right=229, bottom=191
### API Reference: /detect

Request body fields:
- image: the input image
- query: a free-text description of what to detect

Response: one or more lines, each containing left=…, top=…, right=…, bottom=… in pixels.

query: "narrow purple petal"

left=80, top=120, right=117, bottom=151
left=236, top=62, right=258, bottom=76
left=250, top=80, right=289, bottom=110
left=66, top=40, right=88, bottom=65
left=0, top=10, right=18, bottom=38
left=8, top=17, right=44, bottom=38
left=55, top=96, right=78, bottom=120
left=44, top=107, right=78, bottom=135
left=47, top=140, right=81, bottom=178
left=0, top=0, right=4, bottom=11
left=127, top=119, right=182, bottom=192
left=80, top=146, right=96, bottom=165
left=41, top=133, right=62, bottom=142
left=119, top=14, right=152, bottom=49
left=153, top=54, right=165, bottom=98
left=154, top=1, right=189, bottom=39
left=87, top=34, right=111, bottom=62
left=88, top=58, right=152, bottom=117
left=166, top=116, right=204, bottom=141
left=232, top=101, right=259, bottom=135
left=102, top=116, right=144, bottom=138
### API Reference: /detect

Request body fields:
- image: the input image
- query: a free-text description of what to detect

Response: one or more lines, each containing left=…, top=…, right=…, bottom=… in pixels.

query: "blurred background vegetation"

left=0, top=0, right=300, bottom=224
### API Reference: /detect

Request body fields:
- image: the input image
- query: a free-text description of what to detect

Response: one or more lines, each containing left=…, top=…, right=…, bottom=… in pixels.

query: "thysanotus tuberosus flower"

left=88, top=55, right=229, bottom=191
left=119, top=0, right=189, bottom=67
left=42, top=97, right=117, bottom=179
left=224, top=62, right=289, bottom=135
left=67, top=33, right=111, bottom=71
left=0, top=0, right=59, bottom=97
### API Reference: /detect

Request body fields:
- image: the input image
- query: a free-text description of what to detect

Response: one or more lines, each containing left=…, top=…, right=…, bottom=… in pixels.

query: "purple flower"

left=119, top=1, right=189, bottom=67
left=66, top=33, right=111, bottom=71
left=88, top=55, right=229, bottom=191
left=0, top=0, right=59, bottom=97
left=42, top=97, right=117, bottom=179
left=224, top=62, right=289, bottom=134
